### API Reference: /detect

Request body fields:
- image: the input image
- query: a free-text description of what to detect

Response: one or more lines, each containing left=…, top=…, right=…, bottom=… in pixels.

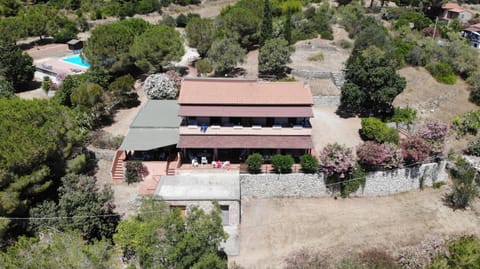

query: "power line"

left=0, top=158, right=445, bottom=221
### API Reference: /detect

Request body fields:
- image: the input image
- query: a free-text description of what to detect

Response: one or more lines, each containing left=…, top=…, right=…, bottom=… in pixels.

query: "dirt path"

left=238, top=50, right=259, bottom=79
left=102, top=80, right=147, bottom=137
left=230, top=188, right=480, bottom=268
left=310, top=106, right=362, bottom=153
left=95, top=159, right=140, bottom=216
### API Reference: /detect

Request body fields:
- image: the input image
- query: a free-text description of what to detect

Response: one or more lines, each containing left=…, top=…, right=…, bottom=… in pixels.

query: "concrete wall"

left=240, top=161, right=447, bottom=198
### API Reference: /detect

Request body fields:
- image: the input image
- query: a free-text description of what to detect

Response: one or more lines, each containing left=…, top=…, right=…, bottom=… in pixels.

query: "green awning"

left=119, top=128, right=178, bottom=151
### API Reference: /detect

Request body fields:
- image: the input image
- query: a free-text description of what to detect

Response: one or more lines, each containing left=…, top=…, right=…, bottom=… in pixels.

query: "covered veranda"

left=177, top=135, right=314, bottom=167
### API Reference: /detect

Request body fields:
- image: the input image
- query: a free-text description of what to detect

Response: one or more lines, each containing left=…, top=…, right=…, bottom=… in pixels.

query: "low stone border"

left=240, top=161, right=447, bottom=198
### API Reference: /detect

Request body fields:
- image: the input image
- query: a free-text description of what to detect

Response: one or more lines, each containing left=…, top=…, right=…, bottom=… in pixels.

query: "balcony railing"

left=179, top=125, right=312, bottom=136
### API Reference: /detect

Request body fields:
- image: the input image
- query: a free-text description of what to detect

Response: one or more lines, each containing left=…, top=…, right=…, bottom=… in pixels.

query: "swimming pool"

left=63, top=55, right=90, bottom=68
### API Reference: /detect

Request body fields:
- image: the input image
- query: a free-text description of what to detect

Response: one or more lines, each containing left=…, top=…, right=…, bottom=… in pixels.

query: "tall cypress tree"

left=259, top=0, right=272, bottom=46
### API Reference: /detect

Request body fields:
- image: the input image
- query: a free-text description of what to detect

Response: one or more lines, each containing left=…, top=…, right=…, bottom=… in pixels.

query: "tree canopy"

left=130, top=25, right=184, bottom=73
left=0, top=231, right=119, bottom=269
left=258, top=37, right=292, bottom=79
left=114, top=198, right=228, bottom=269
left=0, top=37, right=35, bottom=89
left=185, top=17, right=216, bottom=57
left=29, top=174, right=119, bottom=241
left=83, top=19, right=150, bottom=72
left=338, top=46, right=406, bottom=117
left=0, top=98, right=85, bottom=238
left=207, top=37, right=246, bottom=75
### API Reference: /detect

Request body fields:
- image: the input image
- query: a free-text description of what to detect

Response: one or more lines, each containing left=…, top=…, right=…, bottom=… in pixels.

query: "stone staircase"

left=111, top=151, right=125, bottom=184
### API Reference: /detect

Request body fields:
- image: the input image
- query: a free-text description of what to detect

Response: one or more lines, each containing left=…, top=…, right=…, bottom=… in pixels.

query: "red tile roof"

left=442, top=3, right=464, bottom=12
left=178, top=105, right=313, bottom=117
left=178, top=79, right=313, bottom=105
left=177, top=135, right=313, bottom=149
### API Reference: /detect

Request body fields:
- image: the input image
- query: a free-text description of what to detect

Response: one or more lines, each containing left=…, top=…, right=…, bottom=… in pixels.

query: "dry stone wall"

left=240, top=161, right=447, bottom=198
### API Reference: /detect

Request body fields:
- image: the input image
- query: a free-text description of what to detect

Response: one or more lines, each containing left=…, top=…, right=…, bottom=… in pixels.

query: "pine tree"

left=259, top=0, right=272, bottom=46
left=284, top=12, right=292, bottom=45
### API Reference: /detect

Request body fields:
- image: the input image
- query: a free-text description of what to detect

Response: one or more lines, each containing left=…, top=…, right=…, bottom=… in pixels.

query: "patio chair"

left=201, top=156, right=208, bottom=166
left=191, top=157, right=199, bottom=168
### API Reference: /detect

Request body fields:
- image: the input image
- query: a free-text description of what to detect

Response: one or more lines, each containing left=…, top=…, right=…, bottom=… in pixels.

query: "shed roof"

left=178, top=105, right=313, bottom=117
left=177, top=135, right=313, bottom=149
left=119, top=128, right=178, bottom=151
left=131, top=100, right=181, bottom=128
left=119, top=100, right=181, bottom=151
left=155, top=173, right=240, bottom=200
left=178, top=79, right=313, bottom=105
left=67, top=39, right=81, bottom=45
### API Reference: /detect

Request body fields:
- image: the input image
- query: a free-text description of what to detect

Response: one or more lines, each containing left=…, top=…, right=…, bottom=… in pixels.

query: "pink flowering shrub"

left=318, top=143, right=355, bottom=177
left=356, top=142, right=402, bottom=170
left=56, top=72, right=67, bottom=82
left=416, top=120, right=449, bottom=157
left=400, top=136, right=431, bottom=164
left=416, top=120, right=449, bottom=142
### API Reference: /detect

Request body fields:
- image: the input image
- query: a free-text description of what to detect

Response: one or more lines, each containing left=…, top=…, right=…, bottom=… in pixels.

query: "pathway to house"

left=230, top=188, right=480, bottom=268
left=310, top=106, right=362, bottom=153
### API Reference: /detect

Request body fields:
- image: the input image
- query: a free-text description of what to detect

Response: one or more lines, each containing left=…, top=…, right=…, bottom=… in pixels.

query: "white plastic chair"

left=201, top=156, right=208, bottom=166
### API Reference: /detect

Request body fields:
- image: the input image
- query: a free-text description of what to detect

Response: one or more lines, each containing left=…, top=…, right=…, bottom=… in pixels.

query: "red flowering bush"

left=400, top=136, right=431, bottom=164
left=356, top=141, right=402, bottom=170
left=319, top=143, right=355, bottom=177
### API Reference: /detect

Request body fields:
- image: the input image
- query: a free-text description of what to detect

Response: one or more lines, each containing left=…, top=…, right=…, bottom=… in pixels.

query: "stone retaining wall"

left=291, top=70, right=331, bottom=79
left=313, top=95, right=341, bottom=106
left=240, top=161, right=447, bottom=198
left=88, top=146, right=115, bottom=161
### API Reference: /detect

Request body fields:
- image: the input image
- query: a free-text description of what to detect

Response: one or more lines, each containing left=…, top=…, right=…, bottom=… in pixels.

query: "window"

left=170, top=205, right=186, bottom=219
left=220, top=205, right=229, bottom=226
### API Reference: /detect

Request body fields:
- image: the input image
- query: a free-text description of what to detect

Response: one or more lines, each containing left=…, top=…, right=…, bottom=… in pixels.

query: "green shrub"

left=339, top=39, right=352, bottom=49
left=467, top=140, right=480, bottom=156
left=320, top=30, right=334, bottom=40
left=271, top=154, right=294, bottom=173
left=449, top=157, right=478, bottom=209
left=300, top=154, right=318, bottom=173
left=394, top=11, right=432, bottom=30
left=307, top=52, right=324, bottom=62
left=66, top=154, right=87, bottom=174
left=195, top=59, right=213, bottom=76
left=430, top=235, right=480, bottom=268
left=125, top=161, right=143, bottom=184
left=387, top=106, right=417, bottom=124
left=176, top=14, right=188, bottom=27
left=360, top=117, right=400, bottom=144
left=246, top=153, right=263, bottom=173
left=341, top=163, right=366, bottom=198
left=426, top=61, right=457, bottom=84
left=432, top=181, right=446, bottom=189
left=452, top=110, right=480, bottom=136
left=469, top=88, right=480, bottom=106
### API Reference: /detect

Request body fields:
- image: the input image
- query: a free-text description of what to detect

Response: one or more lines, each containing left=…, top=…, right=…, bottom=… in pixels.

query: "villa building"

left=439, top=3, right=472, bottom=24
left=177, top=78, right=315, bottom=165
left=112, top=78, right=315, bottom=181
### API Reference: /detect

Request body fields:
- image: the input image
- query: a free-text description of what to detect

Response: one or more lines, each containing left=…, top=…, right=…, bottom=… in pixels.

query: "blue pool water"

left=63, top=55, right=90, bottom=68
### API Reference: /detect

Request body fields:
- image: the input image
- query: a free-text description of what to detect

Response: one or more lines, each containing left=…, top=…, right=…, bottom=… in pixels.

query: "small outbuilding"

left=67, top=39, right=83, bottom=52
left=155, top=172, right=240, bottom=255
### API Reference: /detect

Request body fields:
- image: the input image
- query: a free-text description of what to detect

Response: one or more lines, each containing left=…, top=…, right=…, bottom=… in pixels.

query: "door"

left=220, top=205, right=229, bottom=226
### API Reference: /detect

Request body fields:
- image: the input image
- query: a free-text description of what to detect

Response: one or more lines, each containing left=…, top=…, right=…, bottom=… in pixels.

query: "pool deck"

left=34, top=57, right=88, bottom=77
left=26, top=43, right=88, bottom=77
